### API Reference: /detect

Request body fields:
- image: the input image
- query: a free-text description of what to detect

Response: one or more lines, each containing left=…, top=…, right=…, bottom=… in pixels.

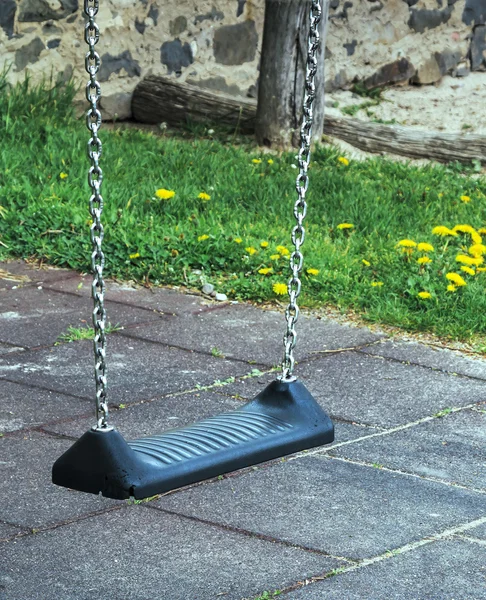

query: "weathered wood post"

left=256, top=0, right=329, bottom=149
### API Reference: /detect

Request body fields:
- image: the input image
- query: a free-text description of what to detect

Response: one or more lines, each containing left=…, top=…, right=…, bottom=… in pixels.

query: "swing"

left=52, top=0, right=334, bottom=500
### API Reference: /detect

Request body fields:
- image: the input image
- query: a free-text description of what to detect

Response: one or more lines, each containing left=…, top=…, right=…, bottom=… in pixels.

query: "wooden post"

left=255, top=0, right=328, bottom=149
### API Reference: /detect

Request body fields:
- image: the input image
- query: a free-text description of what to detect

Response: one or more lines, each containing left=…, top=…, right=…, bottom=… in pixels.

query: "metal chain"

left=84, top=0, right=110, bottom=430
left=281, top=0, right=322, bottom=381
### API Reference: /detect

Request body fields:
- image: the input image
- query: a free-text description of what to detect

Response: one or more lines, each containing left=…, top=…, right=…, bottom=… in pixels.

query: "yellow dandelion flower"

left=260, top=241, right=269, bottom=248
left=252, top=158, right=262, bottom=164
left=469, top=243, right=486, bottom=257
left=273, top=282, right=288, bottom=295
left=460, top=195, right=471, bottom=203
left=471, top=231, right=482, bottom=245
left=276, top=245, right=290, bottom=256
left=362, top=259, right=371, bottom=267
left=270, top=254, right=281, bottom=260
left=234, top=237, right=243, bottom=244
left=59, top=172, right=68, bottom=179
left=198, top=234, right=209, bottom=242
left=432, top=226, right=458, bottom=237
left=397, top=239, right=417, bottom=248
left=447, top=284, right=457, bottom=292
left=446, top=272, right=467, bottom=286
left=476, top=267, right=486, bottom=272
left=129, top=252, right=140, bottom=259
left=478, top=228, right=486, bottom=235
left=267, top=159, right=274, bottom=165
left=307, top=268, right=319, bottom=276
left=417, top=256, right=432, bottom=265
left=338, top=156, right=349, bottom=166
left=198, top=192, right=211, bottom=201
left=258, top=268, right=273, bottom=275
left=453, top=224, right=474, bottom=234
left=246, top=246, right=257, bottom=255
left=371, top=281, right=384, bottom=287
left=438, top=192, right=444, bottom=198
left=418, top=291, right=431, bottom=299
left=461, top=266, right=476, bottom=276
left=337, top=223, right=354, bottom=230
left=417, top=242, right=434, bottom=252
left=155, top=188, right=175, bottom=200
left=456, top=254, right=483, bottom=266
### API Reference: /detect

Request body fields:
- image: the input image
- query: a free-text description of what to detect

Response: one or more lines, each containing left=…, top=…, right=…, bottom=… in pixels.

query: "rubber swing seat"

left=52, top=378, right=334, bottom=500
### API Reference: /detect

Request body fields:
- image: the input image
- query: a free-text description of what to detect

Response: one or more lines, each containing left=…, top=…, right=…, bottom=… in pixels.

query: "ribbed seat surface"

left=52, top=379, right=334, bottom=499
left=129, top=412, right=293, bottom=466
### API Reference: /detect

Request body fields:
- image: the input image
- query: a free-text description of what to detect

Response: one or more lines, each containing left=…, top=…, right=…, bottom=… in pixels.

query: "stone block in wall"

left=100, top=92, right=133, bottom=121
left=434, top=49, right=463, bottom=75
left=462, top=0, right=486, bottom=25
left=408, top=6, right=454, bottom=33
left=470, top=25, right=486, bottom=70
left=99, top=51, right=141, bottom=83
left=213, top=20, right=258, bottom=65
left=0, top=0, right=16, bottom=38
left=362, top=57, right=416, bottom=89
left=15, top=37, right=45, bottom=71
left=411, top=55, right=442, bottom=84
left=18, top=0, right=78, bottom=23
left=161, top=39, right=194, bottom=76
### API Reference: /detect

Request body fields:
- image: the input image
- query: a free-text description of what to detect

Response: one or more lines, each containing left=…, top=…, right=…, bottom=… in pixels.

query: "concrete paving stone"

left=285, top=539, right=486, bottom=599
left=0, top=285, right=168, bottom=348
left=0, top=260, right=75, bottom=290
left=219, top=352, right=486, bottom=428
left=469, top=522, right=486, bottom=539
left=46, top=271, right=212, bottom=315
left=0, top=431, right=122, bottom=531
left=0, top=505, right=343, bottom=600
left=0, top=523, right=23, bottom=541
left=0, top=335, right=256, bottom=403
left=119, top=303, right=383, bottom=366
left=331, top=408, right=486, bottom=490
left=361, top=339, right=486, bottom=381
left=44, top=390, right=243, bottom=438
left=0, top=343, right=25, bottom=355
left=155, top=456, right=486, bottom=560
left=0, top=380, right=91, bottom=433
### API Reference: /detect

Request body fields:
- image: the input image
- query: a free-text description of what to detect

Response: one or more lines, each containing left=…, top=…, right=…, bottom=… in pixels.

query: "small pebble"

left=215, top=293, right=228, bottom=302
left=202, top=283, right=214, bottom=295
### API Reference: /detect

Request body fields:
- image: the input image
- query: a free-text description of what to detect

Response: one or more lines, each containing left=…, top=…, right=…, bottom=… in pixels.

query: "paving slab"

left=0, top=343, right=25, bottom=356
left=469, top=522, right=486, bottom=539
left=0, top=380, right=91, bottom=433
left=0, top=505, right=343, bottom=600
left=0, top=285, right=168, bottom=348
left=0, top=260, right=75, bottom=290
left=285, top=538, right=486, bottom=599
left=46, top=271, right=213, bottom=315
left=119, top=303, right=383, bottom=366
left=0, top=335, right=257, bottom=402
left=330, top=408, right=486, bottom=490
left=44, top=390, right=243, bottom=438
left=361, top=339, right=486, bottom=381
left=0, top=523, right=23, bottom=541
left=219, top=352, right=486, bottom=427
left=0, top=431, right=121, bottom=531
left=155, top=456, right=486, bottom=560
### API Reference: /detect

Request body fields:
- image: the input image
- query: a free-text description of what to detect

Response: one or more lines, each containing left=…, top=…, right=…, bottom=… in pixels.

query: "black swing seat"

left=52, top=379, right=334, bottom=500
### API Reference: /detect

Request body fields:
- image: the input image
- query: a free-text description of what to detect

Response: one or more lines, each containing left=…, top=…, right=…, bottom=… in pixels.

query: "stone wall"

left=0, top=0, right=485, bottom=120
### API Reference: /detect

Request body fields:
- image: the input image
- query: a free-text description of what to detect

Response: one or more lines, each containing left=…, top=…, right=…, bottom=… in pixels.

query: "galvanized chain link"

left=281, top=0, right=322, bottom=381
left=84, top=0, right=111, bottom=430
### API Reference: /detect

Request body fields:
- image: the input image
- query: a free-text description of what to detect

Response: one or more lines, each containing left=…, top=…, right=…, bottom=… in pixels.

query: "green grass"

left=1, top=77, right=486, bottom=342
left=56, top=323, right=121, bottom=343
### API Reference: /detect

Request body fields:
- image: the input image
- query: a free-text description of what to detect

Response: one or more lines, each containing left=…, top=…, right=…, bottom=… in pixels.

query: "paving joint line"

left=288, top=401, right=483, bottom=460
left=0, top=375, right=91, bottom=402
left=0, top=505, right=125, bottom=544
left=319, top=454, right=486, bottom=495
left=356, top=346, right=486, bottom=383
left=144, top=504, right=356, bottom=563
left=272, top=515, right=486, bottom=597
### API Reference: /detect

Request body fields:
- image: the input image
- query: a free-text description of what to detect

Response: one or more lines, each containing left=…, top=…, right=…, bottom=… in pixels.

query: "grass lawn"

left=1, top=77, right=486, bottom=342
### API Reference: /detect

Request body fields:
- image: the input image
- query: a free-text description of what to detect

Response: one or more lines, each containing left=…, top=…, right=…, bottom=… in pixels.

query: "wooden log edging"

left=132, top=75, right=486, bottom=165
